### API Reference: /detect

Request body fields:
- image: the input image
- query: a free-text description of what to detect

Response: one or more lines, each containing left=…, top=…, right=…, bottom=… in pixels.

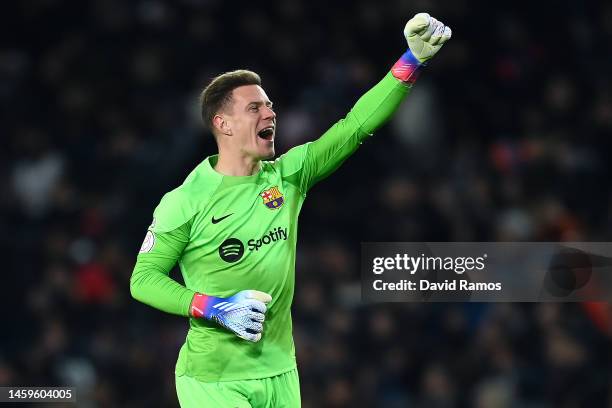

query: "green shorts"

left=175, top=369, right=301, bottom=408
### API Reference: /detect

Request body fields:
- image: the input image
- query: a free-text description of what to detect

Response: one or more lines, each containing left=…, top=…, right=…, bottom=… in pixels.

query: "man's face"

left=220, top=85, right=276, bottom=160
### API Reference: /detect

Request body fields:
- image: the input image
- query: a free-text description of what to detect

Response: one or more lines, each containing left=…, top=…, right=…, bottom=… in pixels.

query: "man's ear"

left=213, top=114, right=232, bottom=136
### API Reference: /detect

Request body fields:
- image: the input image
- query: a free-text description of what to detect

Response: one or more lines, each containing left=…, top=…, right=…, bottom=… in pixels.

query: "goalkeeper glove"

left=190, top=290, right=272, bottom=342
left=404, top=13, right=452, bottom=63
left=392, top=13, right=452, bottom=83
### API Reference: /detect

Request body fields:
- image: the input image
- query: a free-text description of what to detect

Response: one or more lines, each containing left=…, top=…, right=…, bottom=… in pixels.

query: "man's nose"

left=262, top=106, right=276, bottom=120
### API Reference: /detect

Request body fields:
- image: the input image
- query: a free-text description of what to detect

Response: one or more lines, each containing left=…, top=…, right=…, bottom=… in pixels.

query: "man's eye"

left=250, top=106, right=259, bottom=112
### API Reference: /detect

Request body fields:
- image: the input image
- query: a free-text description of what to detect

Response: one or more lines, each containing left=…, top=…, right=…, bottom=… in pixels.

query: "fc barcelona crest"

left=260, top=186, right=284, bottom=210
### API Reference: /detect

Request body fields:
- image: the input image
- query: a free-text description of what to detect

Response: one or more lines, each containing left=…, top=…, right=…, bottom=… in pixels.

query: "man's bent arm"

left=130, top=219, right=272, bottom=342
left=130, top=221, right=195, bottom=316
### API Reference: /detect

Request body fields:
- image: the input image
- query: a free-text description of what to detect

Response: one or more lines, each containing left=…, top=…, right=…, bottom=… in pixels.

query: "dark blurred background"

left=3, top=0, right=612, bottom=406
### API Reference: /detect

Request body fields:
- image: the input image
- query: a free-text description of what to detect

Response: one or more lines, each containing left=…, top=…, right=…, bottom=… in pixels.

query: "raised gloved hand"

left=404, top=13, right=452, bottom=63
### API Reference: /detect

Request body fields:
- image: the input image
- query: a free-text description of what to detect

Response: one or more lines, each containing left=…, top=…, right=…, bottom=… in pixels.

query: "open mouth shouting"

left=257, top=126, right=275, bottom=141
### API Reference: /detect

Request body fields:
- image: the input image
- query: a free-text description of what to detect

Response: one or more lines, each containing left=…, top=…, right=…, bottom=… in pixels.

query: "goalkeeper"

left=130, top=13, right=451, bottom=408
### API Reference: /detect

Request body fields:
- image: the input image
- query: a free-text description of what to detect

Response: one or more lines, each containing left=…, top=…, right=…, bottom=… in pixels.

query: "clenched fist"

left=404, top=13, right=452, bottom=62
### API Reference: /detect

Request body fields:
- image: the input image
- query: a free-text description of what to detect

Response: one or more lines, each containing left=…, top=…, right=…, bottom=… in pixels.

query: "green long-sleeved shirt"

left=130, top=71, right=412, bottom=381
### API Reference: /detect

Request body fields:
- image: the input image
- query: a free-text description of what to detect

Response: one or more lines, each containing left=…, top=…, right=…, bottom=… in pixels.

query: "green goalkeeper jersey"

left=130, top=72, right=412, bottom=382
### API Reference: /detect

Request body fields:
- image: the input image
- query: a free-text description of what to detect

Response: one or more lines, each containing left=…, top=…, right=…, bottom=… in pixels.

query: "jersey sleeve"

left=279, top=71, right=411, bottom=193
left=149, top=186, right=199, bottom=233
left=130, top=220, right=195, bottom=316
left=130, top=188, right=198, bottom=316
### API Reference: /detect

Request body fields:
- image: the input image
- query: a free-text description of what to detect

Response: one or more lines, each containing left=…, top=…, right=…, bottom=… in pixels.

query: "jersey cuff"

left=391, top=49, right=424, bottom=84
left=190, top=293, right=209, bottom=318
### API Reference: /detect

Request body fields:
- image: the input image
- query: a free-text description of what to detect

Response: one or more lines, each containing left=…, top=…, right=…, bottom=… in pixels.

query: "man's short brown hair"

left=200, top=69, right=262, bottom=133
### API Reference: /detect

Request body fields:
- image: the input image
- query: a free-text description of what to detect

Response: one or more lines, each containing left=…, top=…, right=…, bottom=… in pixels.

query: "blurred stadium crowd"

left=3, top=0, right=612, bottom=406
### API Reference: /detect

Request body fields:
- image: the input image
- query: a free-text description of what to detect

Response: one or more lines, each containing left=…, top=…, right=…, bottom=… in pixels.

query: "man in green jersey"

left=130, top=12, right=451, bottom=407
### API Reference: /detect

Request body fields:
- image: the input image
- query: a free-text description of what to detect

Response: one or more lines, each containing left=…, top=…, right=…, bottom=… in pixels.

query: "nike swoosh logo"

left=211, top=213, right=234, bottom=224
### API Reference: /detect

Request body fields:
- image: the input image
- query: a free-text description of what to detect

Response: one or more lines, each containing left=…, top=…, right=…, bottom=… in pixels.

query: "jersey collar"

left=203, top=155, right=265, bottom=186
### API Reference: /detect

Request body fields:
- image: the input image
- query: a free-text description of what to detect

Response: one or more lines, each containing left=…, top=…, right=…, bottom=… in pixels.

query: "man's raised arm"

left=281, top=13, right=452, bottom=192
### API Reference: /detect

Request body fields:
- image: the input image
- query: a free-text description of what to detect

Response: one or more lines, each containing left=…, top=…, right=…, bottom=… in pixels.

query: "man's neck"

left=214, top=152, right=261, bottom=176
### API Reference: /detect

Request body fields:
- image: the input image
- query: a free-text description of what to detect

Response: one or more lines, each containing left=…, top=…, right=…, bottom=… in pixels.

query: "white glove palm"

left=404, top=13, right=452, bottom=63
